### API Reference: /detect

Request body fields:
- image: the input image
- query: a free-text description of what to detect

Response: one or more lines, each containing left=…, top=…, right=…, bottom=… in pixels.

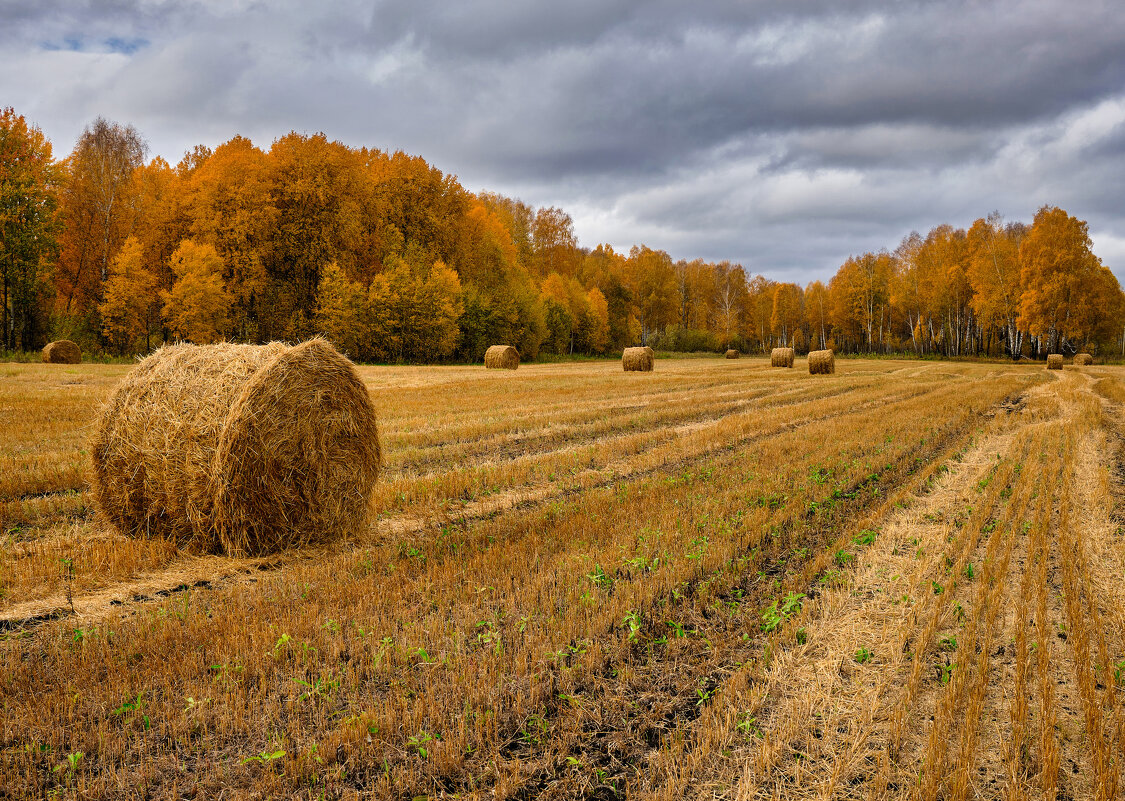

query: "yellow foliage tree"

left=367, top=256, right=463, bottom=362
left=316, top=261, right=368, bottom=358
left=532, top=206, right=579, bottom=276
left=627, top=246, right=678, bottom=343
left=804, top=280, right=829, bottom=350
left=586, top=287, right=610, bottom=353
left=162, top=240, right=232, bottom=343
left=100, top=236, right=160, bottom=352
left=417, top=260, right=463, bottom=358
left=967, top=214, right=1025, bottom=357
left=770, top=283, right=804, bottom=347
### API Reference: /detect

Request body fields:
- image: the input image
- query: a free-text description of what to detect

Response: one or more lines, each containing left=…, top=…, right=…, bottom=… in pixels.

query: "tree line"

left=2, top=108, right=1123, bottom=361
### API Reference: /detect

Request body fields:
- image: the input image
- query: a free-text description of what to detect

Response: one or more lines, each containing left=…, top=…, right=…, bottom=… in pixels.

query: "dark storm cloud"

left=2, top=0, right=1124, bottom=281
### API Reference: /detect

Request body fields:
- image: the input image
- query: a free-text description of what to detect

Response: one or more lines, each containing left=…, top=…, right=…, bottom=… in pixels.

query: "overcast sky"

left=4, top=0, right=1124, bottom=284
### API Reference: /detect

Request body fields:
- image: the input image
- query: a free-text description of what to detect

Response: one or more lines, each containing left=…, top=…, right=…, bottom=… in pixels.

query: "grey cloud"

left=342, top=1, right=1125, bottom=170
left=1, top=0, right=1123, bottom=284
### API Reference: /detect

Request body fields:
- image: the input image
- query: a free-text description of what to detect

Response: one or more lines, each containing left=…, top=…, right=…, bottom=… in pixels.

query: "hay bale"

left=623, top=346, right=654, bottom=372
left=1074, top=353, right=1093, bottom=366
left=484, top=345, right=519, bottom=370
left=725, top=349, right=740, bottom=359
left=808, top=349, right=835, bottom=374
left=91, top=338, right=381, bottom=557
left=1046, top=354, right=1064, bottom=370
left=771, top=347, right=795, bottom=368
left=41, top=340, right=81, bottom=364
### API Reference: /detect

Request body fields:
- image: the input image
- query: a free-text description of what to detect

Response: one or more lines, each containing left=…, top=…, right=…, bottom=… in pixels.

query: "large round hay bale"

left=1046, top=354, right=1064, bottom=370
left=1074, top=353, right=1093, bottom=366
left=41, top=340, right=81, bottom=364
left=808, top=349, right=835, bottom=375
left=725, top=349, right=740, bottom=359
left=771, top=347, right=795, bottom=368
left=484, top=345, right=519, bottom=370
left=91, top=338, right=380, bottom=557
left=623, top=346, right=654, bottom=372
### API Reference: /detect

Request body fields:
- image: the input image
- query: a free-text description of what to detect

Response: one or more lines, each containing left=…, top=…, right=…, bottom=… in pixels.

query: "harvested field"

left=2, top=356, right=1123, bottom=800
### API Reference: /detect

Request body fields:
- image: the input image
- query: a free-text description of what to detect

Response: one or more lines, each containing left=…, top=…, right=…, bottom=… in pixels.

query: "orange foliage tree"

left=6, top=106, right=1122, bottom=361
left=55, top=117, right=146, bottom=324
left=0, top=107, right=60, bottom=350
left=1019, top=206, right=1110, bottom=354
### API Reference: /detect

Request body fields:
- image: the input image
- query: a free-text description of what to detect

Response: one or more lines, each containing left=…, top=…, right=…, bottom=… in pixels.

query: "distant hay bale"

left=1074, top=353, right=1093, bottom=366
left=92, top=338, right=381, bottom=557
left=808, top=349, right=835, bottom=375
left=41, top=340, right=81, bottom=364
left=1046, top=354, right=1064, bottom=370
left=484, top=345, right=519, bottom=370
left=725, top=349, right=740, bottom=359
left=771, top=347, right=795, bottom=368
left=623, top=346, right=654, bottom=372
left=643, top=345, right=655, bottom=360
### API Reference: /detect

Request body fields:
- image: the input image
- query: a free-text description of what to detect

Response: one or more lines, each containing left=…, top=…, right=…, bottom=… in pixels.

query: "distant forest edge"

left=2, top=109, right=1123, bottom=362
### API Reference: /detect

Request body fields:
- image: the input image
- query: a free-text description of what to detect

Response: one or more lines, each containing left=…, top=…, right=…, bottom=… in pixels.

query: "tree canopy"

left=2, top=109, right=1122, bottom=360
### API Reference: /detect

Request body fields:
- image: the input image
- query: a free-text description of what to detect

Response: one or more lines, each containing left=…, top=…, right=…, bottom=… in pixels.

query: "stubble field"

left=1, top=356, right=1123, bottom=800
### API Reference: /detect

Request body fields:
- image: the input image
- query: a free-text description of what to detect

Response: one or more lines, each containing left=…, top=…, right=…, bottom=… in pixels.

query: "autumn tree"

left=890, top=232, right=926, bottom=353
left=830, top=252, right=894, bottom=351
left=131, top=157, right=189, bottom=299
left=627, top=245, right=678, bottom=343
left=188, top=136, right=275, bottom=340
left=770, top=282, right=803, bottom=347
left=581, top=244, right=631, bottom=350
left=55, top=117, right=147, bottom=319
left=17, top=106, right=1125, bottom=365
left=162, top=239, right=232, bottom=343
left=540, top=272, right=574, bottom=354
left=315, top=261, right=368, bottom=358
left=478, top=192, right=534, bottom=269
left=0, top=107, right=60, bottom=350
left=1019, top=206, right=1120, bottom=354
left=967, top=213, right=1026, bottom=358
left=1078, top=265, right=1125, bottom=353
left=367, top=149, right=468, bottom=274
left=365, top=256, right=463, bottom=362
left=704, top=262, right=741, bottom=348
left=912, top=226, right=972, bottom=355
left=674, top=259, right=716, bottom=330
left=586, top=286, right=610, bottom=353
left=804, top=280, right=830, bottom=350
left=100, top=236, right=160, bottom=352
left=457, top=197, right=520, bottom=290
left=263, top=132, right=365, bottom=339
left=532, top=206, right=579, bottom=277
left=740, top=276, right=773, bottom=350
left=414, top=260, right=463, bottom=358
